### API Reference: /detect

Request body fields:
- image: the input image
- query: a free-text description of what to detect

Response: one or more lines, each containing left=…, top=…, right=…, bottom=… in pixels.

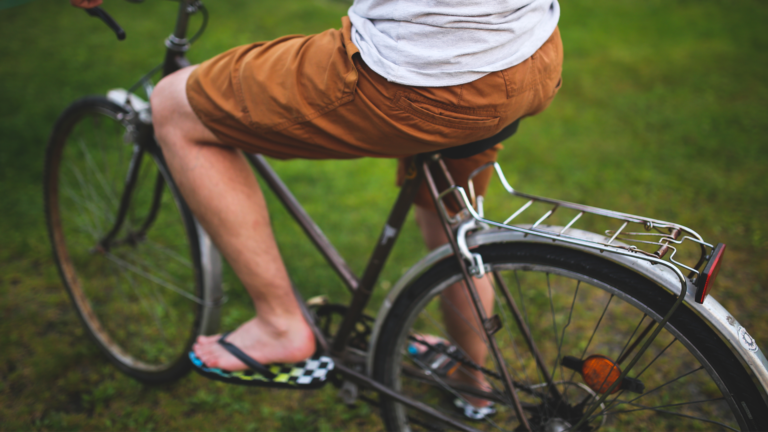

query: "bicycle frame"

left=92, top=2, right=505, bottom=429
left=93, top=1, right=737, bottom=430
left=247, top=151, right=548, bottom=430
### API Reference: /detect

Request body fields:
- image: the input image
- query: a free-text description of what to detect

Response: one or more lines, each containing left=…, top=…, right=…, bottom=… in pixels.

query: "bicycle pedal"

left=306, top=295, right=330, bottom=307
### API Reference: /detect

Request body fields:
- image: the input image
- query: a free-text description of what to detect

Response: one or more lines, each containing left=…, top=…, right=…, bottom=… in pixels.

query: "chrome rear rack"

left=436, top=162, right=717, bottom=292
left=433, top=160, right=726, bottom=415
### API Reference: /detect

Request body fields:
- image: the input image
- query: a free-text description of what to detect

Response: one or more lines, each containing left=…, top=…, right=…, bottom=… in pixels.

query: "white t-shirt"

left=348, top=0, right=560, bottom=87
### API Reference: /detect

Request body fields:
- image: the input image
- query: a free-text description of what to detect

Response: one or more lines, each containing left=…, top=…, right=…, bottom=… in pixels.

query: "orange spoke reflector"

left=581, top=355, right=622, bottom=394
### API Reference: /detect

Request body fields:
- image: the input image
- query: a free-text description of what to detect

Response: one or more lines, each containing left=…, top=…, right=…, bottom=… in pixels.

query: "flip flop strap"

left=217, top=332, right=277, bottom=379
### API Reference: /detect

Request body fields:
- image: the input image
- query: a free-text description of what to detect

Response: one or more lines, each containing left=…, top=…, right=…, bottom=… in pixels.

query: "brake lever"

left=85, top=6, right=126, bottom=41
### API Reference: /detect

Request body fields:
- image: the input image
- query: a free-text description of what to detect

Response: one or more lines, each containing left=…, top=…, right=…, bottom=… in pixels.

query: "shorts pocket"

left=233, top=30, right=359, bottom=132
left=394, top=93, right=500, bottom=130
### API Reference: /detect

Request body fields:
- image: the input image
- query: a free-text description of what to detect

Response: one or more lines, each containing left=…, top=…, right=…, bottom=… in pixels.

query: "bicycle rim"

left=45, top=97, right=205, bottom=382
left=374, top=243, right=766, bottom=431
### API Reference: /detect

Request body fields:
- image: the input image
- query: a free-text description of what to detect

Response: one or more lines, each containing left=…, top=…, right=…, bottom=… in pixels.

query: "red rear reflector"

left=694, top=243, right=726, bottom=304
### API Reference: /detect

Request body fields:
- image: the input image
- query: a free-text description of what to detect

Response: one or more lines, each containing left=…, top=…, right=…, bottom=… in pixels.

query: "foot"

left=410, top=334, right=493, bottom=409
left=193, top=316, right=315, bottom=371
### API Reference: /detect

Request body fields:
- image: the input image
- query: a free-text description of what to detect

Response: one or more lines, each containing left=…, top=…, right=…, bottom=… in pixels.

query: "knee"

left=150, top=67, right=194, bottom=148
left=150, top=75, right=178, bottom=137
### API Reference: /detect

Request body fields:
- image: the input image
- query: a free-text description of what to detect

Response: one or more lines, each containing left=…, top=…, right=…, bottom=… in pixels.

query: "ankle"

left=251, top=315, right=314, bottom=348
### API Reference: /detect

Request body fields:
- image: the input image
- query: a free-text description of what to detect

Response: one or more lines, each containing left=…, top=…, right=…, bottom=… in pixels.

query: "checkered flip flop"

left=188, top=332, right=334, bottom=389
left=454, top=398, right=497, bottom=421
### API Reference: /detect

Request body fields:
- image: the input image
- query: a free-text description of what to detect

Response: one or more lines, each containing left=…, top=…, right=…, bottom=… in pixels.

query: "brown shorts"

left=187, top=17, right=563, bottom=211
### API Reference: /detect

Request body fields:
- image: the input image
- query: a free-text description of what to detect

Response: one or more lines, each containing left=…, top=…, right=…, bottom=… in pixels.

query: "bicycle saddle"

left=439, top=118, right=520, bottom=159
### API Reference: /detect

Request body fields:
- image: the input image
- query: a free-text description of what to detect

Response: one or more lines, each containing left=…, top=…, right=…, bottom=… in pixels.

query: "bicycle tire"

left=44, top=96, right=222, bottom=384
left=373, top=241, right=768, bottom=431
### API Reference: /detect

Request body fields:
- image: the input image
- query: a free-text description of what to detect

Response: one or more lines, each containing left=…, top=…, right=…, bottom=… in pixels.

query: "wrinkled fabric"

left=349, top=0, right=559, bottom=86
left=186, top=18, right=563, bottom=210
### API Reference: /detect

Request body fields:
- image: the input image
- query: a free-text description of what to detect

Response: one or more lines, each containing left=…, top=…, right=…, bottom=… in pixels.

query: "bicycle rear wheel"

left=44, top=96, right=221, bottom=383
left=374, top=241, right=768, bottom=431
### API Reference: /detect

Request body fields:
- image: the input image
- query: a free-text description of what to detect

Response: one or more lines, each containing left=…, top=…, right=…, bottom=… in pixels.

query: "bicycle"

left=43, top=1, right=768, bottom=430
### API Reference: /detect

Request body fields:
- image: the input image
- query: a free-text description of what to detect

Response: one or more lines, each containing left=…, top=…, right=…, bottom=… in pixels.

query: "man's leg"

left=151, top=66, right=315, bottom=371
left=415, top=205, right=495, bottom=407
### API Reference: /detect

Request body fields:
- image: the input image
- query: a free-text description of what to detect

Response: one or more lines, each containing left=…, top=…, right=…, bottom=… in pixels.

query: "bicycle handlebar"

left=85, top=6, right=126, bottom=41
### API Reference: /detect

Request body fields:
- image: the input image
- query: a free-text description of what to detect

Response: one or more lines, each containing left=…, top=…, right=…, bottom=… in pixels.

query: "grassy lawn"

left=1, top=0, right=766, bottom=430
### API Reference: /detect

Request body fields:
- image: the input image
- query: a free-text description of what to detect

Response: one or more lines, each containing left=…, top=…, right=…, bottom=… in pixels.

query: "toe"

left=202, top=353, right=219, bottom=368
left=196, top=342, right=217, bottom=357
left=194, top=341, right=218, bottom=363
left=198, top=348, right=220, bottom=368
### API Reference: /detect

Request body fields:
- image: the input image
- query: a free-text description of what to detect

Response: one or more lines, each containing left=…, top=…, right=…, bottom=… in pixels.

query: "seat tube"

left=331, top=166, right=424, bottom=356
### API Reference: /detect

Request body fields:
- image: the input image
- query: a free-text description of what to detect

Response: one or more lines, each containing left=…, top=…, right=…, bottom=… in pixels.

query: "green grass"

left=1, top=0, right=767, bottom=430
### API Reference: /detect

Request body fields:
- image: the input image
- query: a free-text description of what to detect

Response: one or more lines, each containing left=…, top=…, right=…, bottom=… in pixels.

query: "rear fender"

left=366, top=227, right=768, bottom=402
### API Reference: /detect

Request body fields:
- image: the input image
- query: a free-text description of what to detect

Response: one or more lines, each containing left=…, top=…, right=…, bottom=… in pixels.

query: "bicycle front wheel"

left=44, top=96, right=221, bottom=383
left=374, top=241, right=768, bottom=431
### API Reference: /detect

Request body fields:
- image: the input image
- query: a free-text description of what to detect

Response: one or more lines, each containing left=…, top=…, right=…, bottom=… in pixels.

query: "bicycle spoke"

left=580, top=294, right=613, bottom=360
left=138, top=258, right=173, bottom=320
left=493, top=290, right=534, bottom=385
left=567, top=294, right=614, bottom=384
left=636, top=338, right=677, bottom=378
left=616, top=314, right=647, bottom=365
left=538, top=273, right=564, bottom=422
left=600, top=336, right=678, bottom=415
left=514, top=270, right=547, bottom=390
left=116, top=260, right=169, bottom=342
left=492, top=269, right=564, bottom=419
left=600, top=400, right=737, bottom=432
left=545, top=273, right=560, bottom=379
left=104, top=252, right=204, bottom=304
left=617, top=318, right=656, bottom=365
left=610, top=397, right=726, bottom=414
left=144, top=239, right=193, bottom=268
left=513, top=271, right=530, bottom=331
left=623, top=366, right=705, bottom=406
left=552, top=280, right=580, bottom=411
left=583, top=340, right=699, bottom=422
left=120, top=246, right=190, bottom=291
left=588, top=314, right=648, bottom=404
left=78, top=136, right=119, bottom=209
left=62, top=187, right=101, bottom=240
left=556, top=280, right=579, bottom=382
left=574, top=355, right=711, bottom=431
left=68, top=162, right=111, bottom=235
